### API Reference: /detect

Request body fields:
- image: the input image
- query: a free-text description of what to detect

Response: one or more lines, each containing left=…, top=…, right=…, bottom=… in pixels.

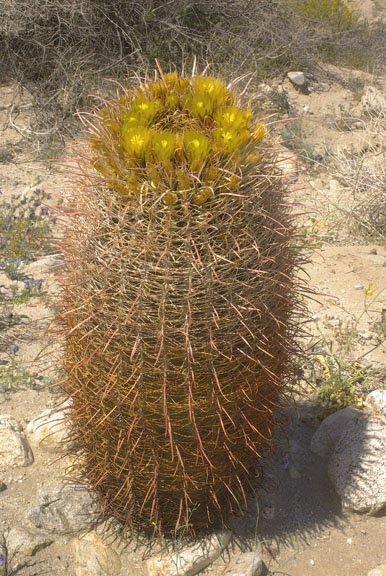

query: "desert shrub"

left=0, top=0, right=333, bottom=140
left=0, top=0, right=384, bottom=144
left=329, top=108, right=386, bottom=241
left=295, top=0, right=358, bottom=30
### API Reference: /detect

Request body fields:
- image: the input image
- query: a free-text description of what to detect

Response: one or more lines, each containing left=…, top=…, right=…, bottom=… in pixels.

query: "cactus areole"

left=58, top=71, right=303, bottom=534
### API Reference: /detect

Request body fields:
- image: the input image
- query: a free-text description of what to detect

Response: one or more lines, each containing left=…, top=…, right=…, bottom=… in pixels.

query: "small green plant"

left=1, top=278, right=44, bottom=305
left=296, top=0, right=359, bottom=31
left=0, top=185, right=55, bottom=264
left=0, top=347, right=39, bottom=393
left=0, top=147, right=13, bottom=164
left=309, top=287, right=386, bottom=413
left=0, top=257, right=24, bottom=281
left=281, top=119, right=315, bottom=163
left=314, top=354, right=376, bottom=410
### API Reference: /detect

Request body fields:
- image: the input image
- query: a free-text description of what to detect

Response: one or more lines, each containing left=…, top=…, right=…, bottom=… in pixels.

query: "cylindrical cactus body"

left=57, top=72, right=303, bottom=533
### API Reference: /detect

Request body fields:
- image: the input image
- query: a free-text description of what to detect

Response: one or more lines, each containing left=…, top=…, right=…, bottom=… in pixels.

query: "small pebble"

left=369, top=248, right=377, bottom=255
left=310, top=559, right=315, bottom=566
left=354, top=284, right=364, bottom=290
left=347, top=538, right=352, bottom=544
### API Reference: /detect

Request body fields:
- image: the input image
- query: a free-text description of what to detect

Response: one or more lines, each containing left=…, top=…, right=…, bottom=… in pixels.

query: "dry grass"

left=329, top=106, right=386, bottom=241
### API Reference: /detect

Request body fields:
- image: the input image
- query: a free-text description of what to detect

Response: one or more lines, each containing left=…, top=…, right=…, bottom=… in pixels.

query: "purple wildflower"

left=281, top=452, right=290, bottom=469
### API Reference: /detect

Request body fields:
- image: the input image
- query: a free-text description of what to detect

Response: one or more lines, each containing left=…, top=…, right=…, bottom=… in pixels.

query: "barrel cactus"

left=57, top=70, right=302, bottom=534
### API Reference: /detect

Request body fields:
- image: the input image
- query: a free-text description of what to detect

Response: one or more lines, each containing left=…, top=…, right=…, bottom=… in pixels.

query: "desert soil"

left=0, top=2, right=385, bottom=573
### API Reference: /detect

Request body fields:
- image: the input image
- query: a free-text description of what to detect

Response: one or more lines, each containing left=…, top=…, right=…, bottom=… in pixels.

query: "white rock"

left=361, top=86, right=386, bottom=115
left=71, top=532, right=121, bottom=576
left=368, top=566, right=386, bottom=576
left=0, top=415, right=34, bottom=471
left=366, top=390, right=386, bottom=414
left=223, top=551, right=264, bottom=576
left=29, top=484, right=99, bottom=534
left=310, top=407, right=361, bottom=457
left=147, top=530, right=232, bottom=576
left=329, top=414, right=386, bottom=514
left=26, top=407, right=69, bottom=449
left=6, top=527, right=53, bottom=557
left=287, top=71, right=307, bottom=87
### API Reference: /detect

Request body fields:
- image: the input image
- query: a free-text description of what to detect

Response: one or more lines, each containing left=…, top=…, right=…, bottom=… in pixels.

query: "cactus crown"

left=89, top=73, right=265, bottom=205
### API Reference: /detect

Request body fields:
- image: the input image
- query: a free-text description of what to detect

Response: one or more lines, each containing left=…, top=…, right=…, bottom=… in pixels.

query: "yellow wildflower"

left=366, top=280, right=376, bottom=296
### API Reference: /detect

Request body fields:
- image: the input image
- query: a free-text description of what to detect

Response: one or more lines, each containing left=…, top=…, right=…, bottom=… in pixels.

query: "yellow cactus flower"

left=183, top=131, right=211, bottom=165
left=253, top=123, right=266, bottom=142
left=163, top=73, right=190, bottom=94
left=131, top=97, right=161, bottom=125
left=122, top=111, right=143, bottom=128
left=192, top=77, right=229, bottom=107
left=176, top=169, right=191, bottom=191
left=152, top=132, right=176, bottom=162
left=215, top=106, right=250, bottom=131
left=213, top=127, right=250, bottom=155
left=193, top=187, right=212, bottom=206
left=204, top=166, right=220, bottom=186
left=162, top=191, right=178, bottom=206
left=122, top=125, right=152, bottom=158
left=165, top=94, right=179, bottom=109
left=228, top=174, right=241, bottom=190
left=184, top=93, right=214, bottom=119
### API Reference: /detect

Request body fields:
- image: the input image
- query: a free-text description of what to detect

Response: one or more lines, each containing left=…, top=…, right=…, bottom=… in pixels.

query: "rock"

left=0, top=481, right=6, bottom=492
left=0, top=415, right=34, bottom=471
left=28, top=484, right=99, bottom=534
left=361, top=86, right=386, bottom=115
left=146, top=530, right=232, bottom=576
left=223, top=551, right=264, bottom=576
left=366, top=390, right=386, bottom=414
left=310, top=406, right=361, bottom=457
left=71, top=532, right=121, bottom=576
left=368, top=566, right=386, bottom=576
left=329, top=414, right=386, bottom=514
left=287, top=71, right=309, bottom=93
left=26, top=407, right=69, bottom=449
left=6, top=527, right=53, bottom=557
